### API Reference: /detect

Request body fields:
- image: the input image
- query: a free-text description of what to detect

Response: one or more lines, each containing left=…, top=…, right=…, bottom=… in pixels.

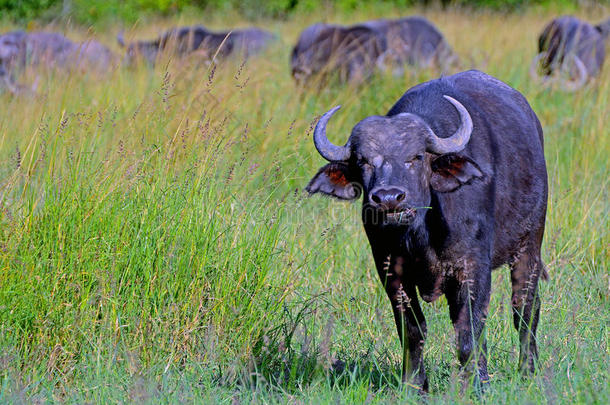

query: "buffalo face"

left=306, top=96, right=482, bottom=228
left=0, top=31, right=26, bottom=73
left=291, top=25, right=385, bottom=85
left=118, top=32, right=161, bottom=66
left=0, top=32, right=24, bottom=60
left=122, top=42, right=160, bottom=66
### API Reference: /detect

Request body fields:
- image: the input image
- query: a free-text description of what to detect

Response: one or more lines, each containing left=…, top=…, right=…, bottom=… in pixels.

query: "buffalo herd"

left=0, top=15, right=608, bottom=93
left=0, top=12, right=608, bottom=392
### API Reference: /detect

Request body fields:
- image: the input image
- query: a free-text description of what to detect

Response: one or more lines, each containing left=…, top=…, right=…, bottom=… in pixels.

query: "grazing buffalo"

left=0, top=31, right=116, bottom=94
left=530, top=16, right=606, bottom=91
left=306, top=70, right=548, bottom=390
left=363, top=16, right=457, bottom=74
left=290, top=23, right=385, bottom=85
left=118, top=25, right=275, bottom=66
left=291, top=17, right=455, bottom=85
left=0, top=31, right=116, bottom=72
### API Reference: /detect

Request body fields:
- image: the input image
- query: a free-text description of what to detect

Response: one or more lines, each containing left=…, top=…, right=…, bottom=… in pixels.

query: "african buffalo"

left=363, top=16, right=457, bottom=74
left=0, top=31, right=116, bottom=72
left=291, top=17, right=455, bottom=85
left=306, top=70, right=548, bottom=390
left=290, top=23, right=385, bottom=85
left=530, top=16, right=606, bottom=91
left=0, top=30, right=116, bottom=94
left=118, top=25, right=275, bottom=66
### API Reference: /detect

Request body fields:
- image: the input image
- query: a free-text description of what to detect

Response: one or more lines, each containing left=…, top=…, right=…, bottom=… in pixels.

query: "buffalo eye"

left=405, top=154, right=423, bottom=168
left=358, top=158, right=372, bottom=170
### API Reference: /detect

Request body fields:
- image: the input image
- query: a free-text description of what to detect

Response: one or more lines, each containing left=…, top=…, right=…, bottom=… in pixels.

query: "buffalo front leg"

left=511, top=248, right=544, bottom=374
left=446, top=266, right=492, bottom=390
left=374, top=253, right=428, bottom=390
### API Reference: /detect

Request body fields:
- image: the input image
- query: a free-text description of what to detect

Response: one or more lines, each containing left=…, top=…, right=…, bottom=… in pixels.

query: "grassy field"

left=0, top=4, right=608, bottom=404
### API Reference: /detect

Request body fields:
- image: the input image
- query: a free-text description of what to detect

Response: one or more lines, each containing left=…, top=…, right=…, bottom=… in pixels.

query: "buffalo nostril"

left=396, top=193, right=405, bottom=202
left=371, top=194, right=381, bottom=204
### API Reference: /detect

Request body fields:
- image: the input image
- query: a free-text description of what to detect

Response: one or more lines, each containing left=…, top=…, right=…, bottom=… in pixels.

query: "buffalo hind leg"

left=511, top=246, right=544, bottom=374
left=374, top=253, right=428, bottom=390
left=446, top=267, right=492, bottom=391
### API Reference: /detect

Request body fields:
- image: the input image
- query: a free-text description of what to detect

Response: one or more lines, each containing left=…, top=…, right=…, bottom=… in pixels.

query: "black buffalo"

left=0, top=30, right=116, bottom=94
left=118, top=25, right=275, bottom=66
left=530, top=16, right=606, bottom=91
left=290, top=23, right=385, bottom=85
left=291, top=17, right=455, bottom=85
left=363, top=16, right=457, bottom=74
left=306, top=70, right=548, bottom=390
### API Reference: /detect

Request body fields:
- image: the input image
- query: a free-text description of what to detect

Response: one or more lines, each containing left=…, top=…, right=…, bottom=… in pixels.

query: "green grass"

left=0, top=5, right=608, bottom=404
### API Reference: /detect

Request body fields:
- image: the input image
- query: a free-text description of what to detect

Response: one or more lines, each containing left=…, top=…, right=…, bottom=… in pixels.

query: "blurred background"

left=0, top=0, right=602, bottom=25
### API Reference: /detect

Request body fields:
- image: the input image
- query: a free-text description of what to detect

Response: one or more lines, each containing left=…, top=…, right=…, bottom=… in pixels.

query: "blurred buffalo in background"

left=530, top=16, right=607, bottom=91
left=290, top=23, right=386, bottom=85
left=0, top=30, right=117, bottom=94
left=118, top=25, right=276, bottom=66
left=363, top=16, right=457, bottom=74
left=291, top=16, right=456, bottom=85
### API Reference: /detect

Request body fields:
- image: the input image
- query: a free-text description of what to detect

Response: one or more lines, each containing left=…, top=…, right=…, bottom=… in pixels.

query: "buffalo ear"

left=430, top=154, right=484, bottom=193
left=306, top=162, right=361, bottom=200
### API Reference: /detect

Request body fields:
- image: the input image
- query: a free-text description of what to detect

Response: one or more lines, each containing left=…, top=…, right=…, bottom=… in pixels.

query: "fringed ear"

left=430, top=154, right=484, bottom=193
left=306, top=162, right=361, bottom=200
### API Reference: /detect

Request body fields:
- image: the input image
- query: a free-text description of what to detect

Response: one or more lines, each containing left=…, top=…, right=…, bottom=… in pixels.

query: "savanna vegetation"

left=0, top=0, right=592, bottom=24
left=0, top=2, right=608, bottom=403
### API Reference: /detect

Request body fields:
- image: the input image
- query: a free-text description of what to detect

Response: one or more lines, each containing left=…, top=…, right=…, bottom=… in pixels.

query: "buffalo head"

left=596, top=18, right=610, bottom=40
left=0, top=31, right=26, bottom=71
left=118, top=32, right=160, bottom=66
left=306, top=96, right=482, bottom=227
left=291, top=24, right=385, bottom=85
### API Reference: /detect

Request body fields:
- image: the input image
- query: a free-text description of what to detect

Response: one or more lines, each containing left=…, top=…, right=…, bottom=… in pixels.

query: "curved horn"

left=560, top=55, right=587, bottom=92
left=529, top=52, right=554, bottom=84
left=425, top=95, right=473, bottom=154
left=117, top=31, right=126, bottom=47
left=313, top=105, right=351, bottom=162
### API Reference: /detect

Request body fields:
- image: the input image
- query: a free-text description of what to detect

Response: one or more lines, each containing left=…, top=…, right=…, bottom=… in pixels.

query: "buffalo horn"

left=313, top=105, right=352, bottom=162
left=560, top=54, right=588, bottom=92
left=529, top=52, right=553, bottom=84
left=425, top=95, right=473, bottom=154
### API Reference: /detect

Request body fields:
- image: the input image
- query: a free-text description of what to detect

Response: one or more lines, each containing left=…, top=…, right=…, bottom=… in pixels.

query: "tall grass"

left=0, top=5, right=608, bottom=403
